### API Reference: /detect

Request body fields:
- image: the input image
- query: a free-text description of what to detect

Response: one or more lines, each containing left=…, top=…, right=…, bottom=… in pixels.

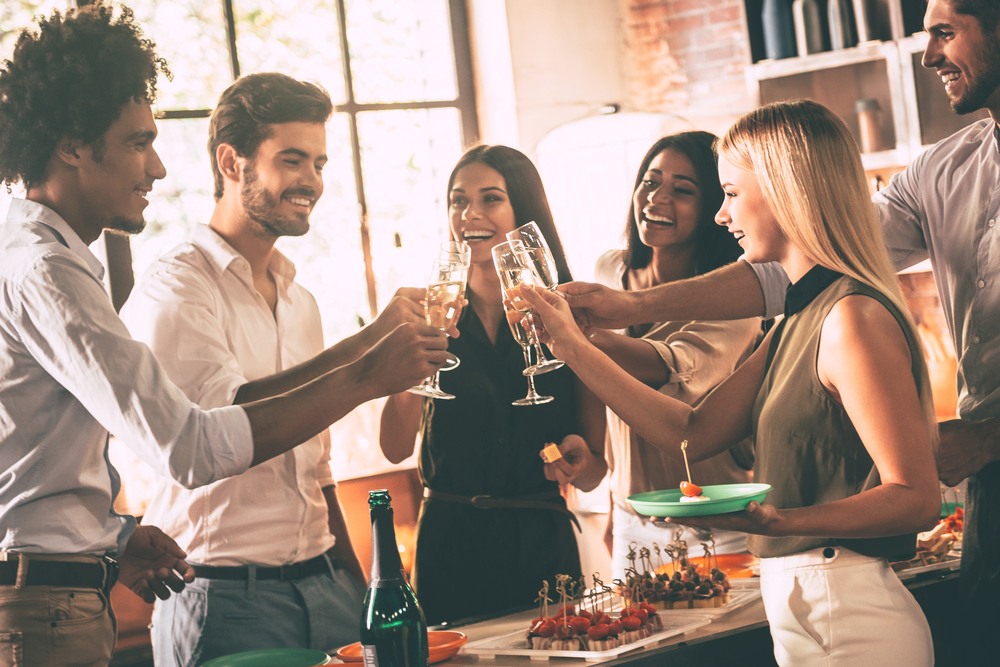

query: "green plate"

left=627, top=483, right=772, bottom=517
left=200, top=649, right=331, bottom=667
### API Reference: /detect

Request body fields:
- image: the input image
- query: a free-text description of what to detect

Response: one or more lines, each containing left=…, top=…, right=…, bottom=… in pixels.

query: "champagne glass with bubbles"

left=407, top=259, right=467, bottom=400
left=492, top=240, right=564, bottom=376
left=506, top=221, right=558, bottom=290
left=438, top=240, right=470, bottom=372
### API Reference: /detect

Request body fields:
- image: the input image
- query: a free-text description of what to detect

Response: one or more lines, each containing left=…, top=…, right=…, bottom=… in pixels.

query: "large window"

left=2, top=1, right=478, bottom=484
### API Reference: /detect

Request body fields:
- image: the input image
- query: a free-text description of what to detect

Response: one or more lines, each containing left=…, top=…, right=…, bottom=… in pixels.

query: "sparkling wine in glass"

left=491, top=240, right=564, bottom=377
left=407, top=260, right=466, bottom=400
left=505, top=221, right=559, bottom=290
left=503, top=301, right=554, bottom=406
left=438, top=240, right=470, bottom=372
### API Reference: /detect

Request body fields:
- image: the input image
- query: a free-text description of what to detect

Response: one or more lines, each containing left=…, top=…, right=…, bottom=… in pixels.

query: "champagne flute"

left=491, top=240, right=565, bottom=377
left=506, top=221, right=559, bottom=290
left=407, top=260, right=467, bottom=400
left=502, top=297, right=554, bottom=406
left=438, top=240, right=470, bottom=372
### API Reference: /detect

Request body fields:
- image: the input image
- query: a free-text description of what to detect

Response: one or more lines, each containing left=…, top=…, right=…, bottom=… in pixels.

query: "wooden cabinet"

left=741, top=0, right=988, bottom=171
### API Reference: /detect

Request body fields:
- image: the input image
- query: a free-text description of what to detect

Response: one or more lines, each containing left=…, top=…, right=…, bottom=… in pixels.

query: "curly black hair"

left=0, top=3, right=169, bottom=188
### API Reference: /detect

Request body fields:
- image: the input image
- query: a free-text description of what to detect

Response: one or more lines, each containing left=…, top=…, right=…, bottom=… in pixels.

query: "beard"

left=107, top=217, right=146, bottom=235
left=241, top=161, right=312, bottom=238
left=953, top=33, right=1000, bottom=115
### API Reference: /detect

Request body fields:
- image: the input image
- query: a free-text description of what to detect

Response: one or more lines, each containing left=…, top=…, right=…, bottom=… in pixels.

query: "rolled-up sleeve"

left=15, top=253, right=253, bottom=488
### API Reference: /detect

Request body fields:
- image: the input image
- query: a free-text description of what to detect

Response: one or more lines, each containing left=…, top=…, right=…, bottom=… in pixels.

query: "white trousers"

left=759, top=546, right=933, bottom=667
left=610, top=505, right=748, bottom=579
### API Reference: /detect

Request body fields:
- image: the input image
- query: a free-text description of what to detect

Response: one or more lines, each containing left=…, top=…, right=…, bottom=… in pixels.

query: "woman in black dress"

left=380, top=145, right=606, bottom=625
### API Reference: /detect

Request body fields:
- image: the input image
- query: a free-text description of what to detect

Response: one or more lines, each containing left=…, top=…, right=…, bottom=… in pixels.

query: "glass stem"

left=521, top=346, right=539, bottom=398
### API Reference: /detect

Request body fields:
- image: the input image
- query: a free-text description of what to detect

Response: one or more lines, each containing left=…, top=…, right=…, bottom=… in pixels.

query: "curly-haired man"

left=0, top=5, right=447, bottom=665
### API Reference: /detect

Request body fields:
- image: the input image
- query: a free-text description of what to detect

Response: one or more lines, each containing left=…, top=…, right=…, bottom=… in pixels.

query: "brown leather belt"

left=192, top=552, right=332, bottom=581
left=424, top=488, right=581, bottom=532
left=0, top=555, right=117, bottom=594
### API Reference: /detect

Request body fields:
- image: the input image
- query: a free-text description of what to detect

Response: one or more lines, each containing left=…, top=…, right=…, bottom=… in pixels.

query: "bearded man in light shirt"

left=120, top=72, right=431, bottom=665
left=0, top=7, right=447, bottom=666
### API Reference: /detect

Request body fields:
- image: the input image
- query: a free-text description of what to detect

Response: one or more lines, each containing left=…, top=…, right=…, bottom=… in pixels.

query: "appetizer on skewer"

left=678, top=440, right=710, bottom=502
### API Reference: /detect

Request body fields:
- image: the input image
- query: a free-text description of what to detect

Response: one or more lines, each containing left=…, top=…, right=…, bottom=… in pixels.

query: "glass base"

left=407, top=383, right=455, bottom=400
left=512, top=394, right=554, bottom=406
left=523, top=359, right=565, bottom=376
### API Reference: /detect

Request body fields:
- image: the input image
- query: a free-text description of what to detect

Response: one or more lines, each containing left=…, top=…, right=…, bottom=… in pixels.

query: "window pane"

left=130, top=0, right=233, bottom=110
left=0, top=1, right=72, bottom=61
left=233, top=0, right=347, bottom=105
left=132, top=118, right=213, bottom=277
left=279, top=114, right=364, bottom=344
left=357, top=108, right=463, bottom=305
left=345, top=0, right=457, bottom=103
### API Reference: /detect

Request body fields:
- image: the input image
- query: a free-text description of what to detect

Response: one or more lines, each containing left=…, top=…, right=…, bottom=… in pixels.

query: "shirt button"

left=973, top=335, right=982, bottom=344
left=978, top=279, right=987, bottom=289
left=990, top=219, right=997, bottom=228
left=970, top=386, right=979, bottom=395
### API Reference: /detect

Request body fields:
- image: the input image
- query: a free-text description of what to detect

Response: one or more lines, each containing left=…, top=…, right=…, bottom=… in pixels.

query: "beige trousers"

left=759, top=546, right=933, bottom=667
left=0, top=553, right=116, bottom=667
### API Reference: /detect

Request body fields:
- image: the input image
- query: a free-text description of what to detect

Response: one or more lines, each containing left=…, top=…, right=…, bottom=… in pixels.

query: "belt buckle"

left=101, top=555, right=120, bottom=594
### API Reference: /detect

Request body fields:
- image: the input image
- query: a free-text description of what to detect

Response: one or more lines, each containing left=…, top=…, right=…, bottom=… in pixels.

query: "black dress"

left=412, top=306, right=583, bottom=625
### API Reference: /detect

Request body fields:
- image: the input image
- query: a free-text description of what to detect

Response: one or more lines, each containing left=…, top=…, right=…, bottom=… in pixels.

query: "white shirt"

left=0, top=199, right=252, bottom=556
left=121, top=225, right=336, bottom=566
left=595, top=250, right=760, bottom=512
left=752, top=119, right=1000, bottom=420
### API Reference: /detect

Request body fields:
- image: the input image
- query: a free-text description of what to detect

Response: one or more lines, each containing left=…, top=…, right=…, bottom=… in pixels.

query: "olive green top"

left=749, top=269, right=928, bottom=559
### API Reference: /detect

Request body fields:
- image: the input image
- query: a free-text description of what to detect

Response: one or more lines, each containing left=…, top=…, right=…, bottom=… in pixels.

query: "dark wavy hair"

left=446, top=144, right=573, bottom=282
left=0, top=4, right=168, bottom=188
left=623, top=131, right=741, bottom=275
left=209, top=72, right=333, bottom=200
left=943, top=0, right=1000, bottom=31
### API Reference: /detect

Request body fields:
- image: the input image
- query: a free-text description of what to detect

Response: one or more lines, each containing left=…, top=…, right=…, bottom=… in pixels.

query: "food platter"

left=891, top=551, right=961, bottom=581
left=462, top=615, right=711, bottom=662
left=655, top=552, right=760, bottom=579
left=627, top=483, right=772, bottom=518
left=653, top=584, right=761, bottom=617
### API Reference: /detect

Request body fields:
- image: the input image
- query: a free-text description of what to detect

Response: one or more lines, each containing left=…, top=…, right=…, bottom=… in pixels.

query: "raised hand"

left=557, top=281, right=640, bottom=331
left=118, top=525, right=195, bottom=603
left=519, top=285, right=589, bottom=361
left=360, top=322, right=449, bottom=395
left=366, top=288, right=425, bottom=342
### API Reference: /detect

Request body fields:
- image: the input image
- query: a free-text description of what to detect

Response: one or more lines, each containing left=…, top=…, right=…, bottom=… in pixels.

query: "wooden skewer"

left=681, top=439, right=693, bottom=484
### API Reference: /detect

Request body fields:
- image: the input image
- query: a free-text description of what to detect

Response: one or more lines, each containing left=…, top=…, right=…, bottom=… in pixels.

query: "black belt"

left=425, top=488, right=582, bottom=532
left=0, top=556, right=117, bottom=595
left=193, top=552, right=332, bottom=581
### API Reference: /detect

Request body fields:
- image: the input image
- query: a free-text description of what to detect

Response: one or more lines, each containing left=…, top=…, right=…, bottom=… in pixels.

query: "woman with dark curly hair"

left=588, top=132, right=761, bottom=579
left=0, top=6, right=448, bottom=664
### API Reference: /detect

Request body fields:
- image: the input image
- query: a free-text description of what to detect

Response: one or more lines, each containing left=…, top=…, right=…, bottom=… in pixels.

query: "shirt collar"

left=193, top=224, right=297, bottom=282
left=784, top=264, right=844, bottom=317
left=4, top=198, right=105, bottom=279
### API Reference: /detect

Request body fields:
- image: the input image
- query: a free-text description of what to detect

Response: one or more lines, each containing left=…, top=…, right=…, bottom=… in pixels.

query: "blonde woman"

left=523, top=100, right=939, bottom=666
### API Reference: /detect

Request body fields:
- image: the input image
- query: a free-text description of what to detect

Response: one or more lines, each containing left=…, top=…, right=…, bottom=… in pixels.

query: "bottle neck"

left=369, top=505, right=405, bottom=582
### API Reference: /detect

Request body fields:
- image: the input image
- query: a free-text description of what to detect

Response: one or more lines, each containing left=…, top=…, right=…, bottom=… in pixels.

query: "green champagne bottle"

left=359, top=489, right=429, bottom=666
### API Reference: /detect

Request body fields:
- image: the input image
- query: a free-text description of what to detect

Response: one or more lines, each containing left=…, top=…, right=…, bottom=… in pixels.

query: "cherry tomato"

left=680, top=480, right=703, bottom=497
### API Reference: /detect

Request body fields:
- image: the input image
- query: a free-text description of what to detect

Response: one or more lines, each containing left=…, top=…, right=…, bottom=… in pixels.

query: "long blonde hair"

left=718, top=99, right=938, bottom=434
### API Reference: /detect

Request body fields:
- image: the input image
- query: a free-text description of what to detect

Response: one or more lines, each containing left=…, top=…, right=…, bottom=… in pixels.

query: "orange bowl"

left=334, top=631, right=467, bottom=664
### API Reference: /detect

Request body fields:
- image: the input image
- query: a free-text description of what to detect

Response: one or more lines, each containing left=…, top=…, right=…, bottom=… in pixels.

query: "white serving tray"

left=654, top=585, right=761, bottom=617
left=461, top=615, right=711, bottom=662
left=892, top=552, right=961, bottom=581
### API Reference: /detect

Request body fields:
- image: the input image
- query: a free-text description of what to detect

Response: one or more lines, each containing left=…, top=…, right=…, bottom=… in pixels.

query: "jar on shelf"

left=856, top=98, right=886, bottom=153
left=762, top=0, right=796, bottom=60
left=792, top=0, right=827, bottom=56
left=828, top=0, right=857, bottom=50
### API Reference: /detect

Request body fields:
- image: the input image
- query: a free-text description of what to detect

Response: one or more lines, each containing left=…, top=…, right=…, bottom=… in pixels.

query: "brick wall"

left=620, top=0, right=756, bottom=126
